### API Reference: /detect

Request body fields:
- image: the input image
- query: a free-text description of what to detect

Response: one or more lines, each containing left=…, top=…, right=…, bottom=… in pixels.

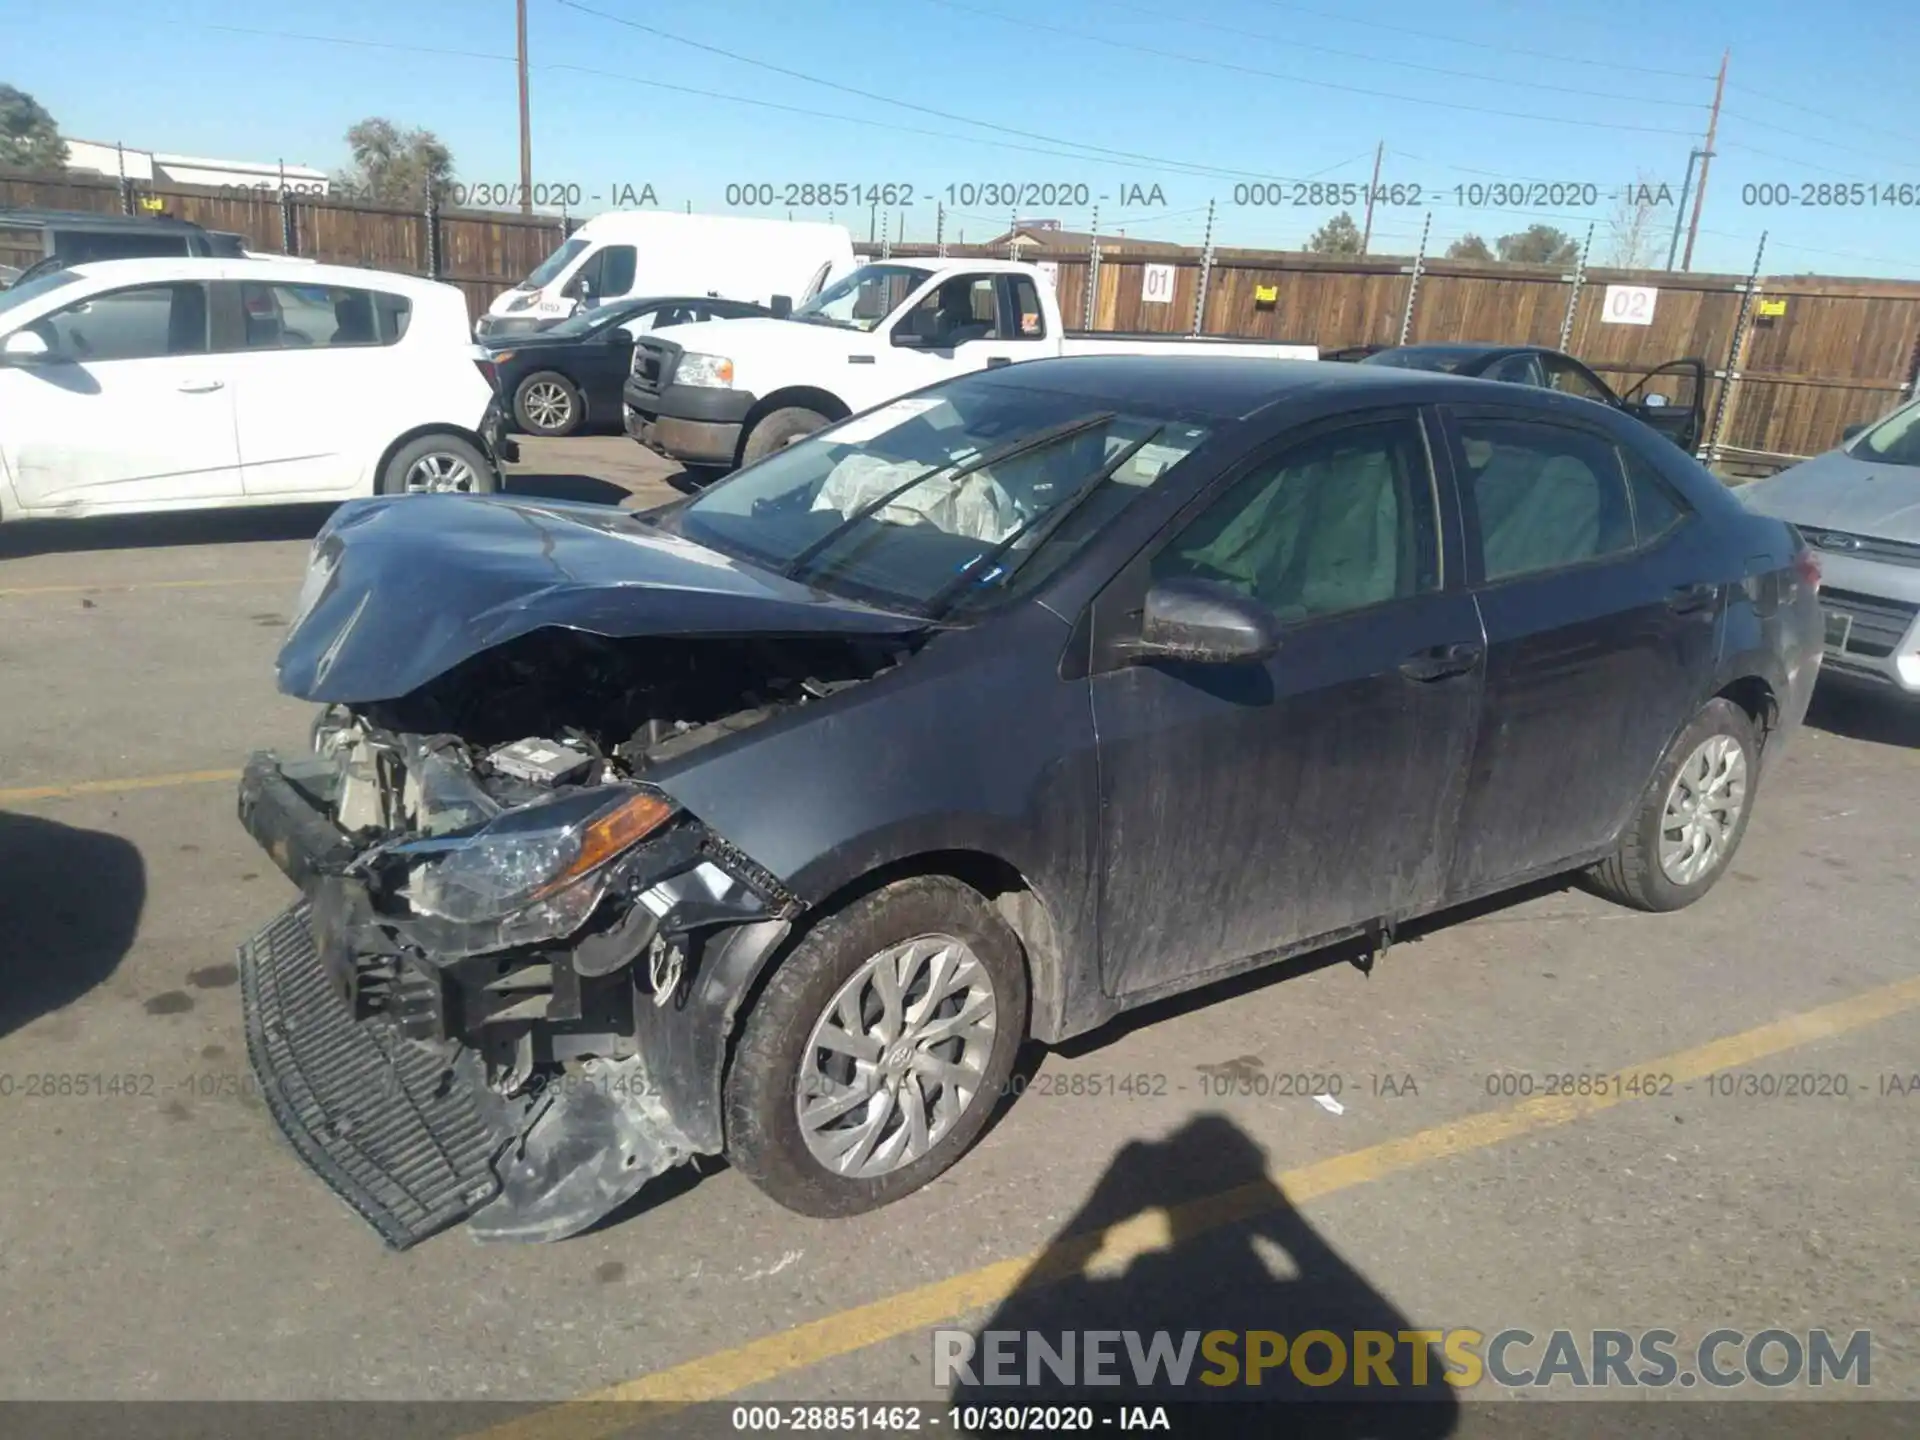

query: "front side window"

left=897, top=275, right=1000, bottom=345
left=38, top=282, right=209, bottom=361
left=1151, top=418, right=1440, bottom=624
left=597, top=245, right=637, bottom=297
left=673, top=372, right=1212, bottom=614
left=237, top=283, right=409, bottom=348
left=1458, top=417, right=1634, bottom=581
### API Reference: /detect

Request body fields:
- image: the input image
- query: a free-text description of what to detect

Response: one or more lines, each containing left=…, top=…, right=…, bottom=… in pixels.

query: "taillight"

left=473, top=357, right=498, bottom=387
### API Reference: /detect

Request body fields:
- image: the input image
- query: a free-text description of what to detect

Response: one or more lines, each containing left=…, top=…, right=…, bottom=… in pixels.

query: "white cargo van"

left=477, top=212, right=855, bottom=338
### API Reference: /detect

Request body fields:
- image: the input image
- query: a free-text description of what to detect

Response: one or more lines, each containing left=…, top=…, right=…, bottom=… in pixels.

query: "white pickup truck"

left=621, top=258, right=1318, bottom=472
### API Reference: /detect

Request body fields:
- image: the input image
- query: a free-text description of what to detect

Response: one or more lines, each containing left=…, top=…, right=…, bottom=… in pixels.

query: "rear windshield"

left=1360, top=347, right=1473, bottom=373
left=672, top=372, right=1213, bottom=616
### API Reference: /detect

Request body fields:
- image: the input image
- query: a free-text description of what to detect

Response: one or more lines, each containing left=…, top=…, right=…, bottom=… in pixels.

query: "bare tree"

left=1605, top=172, right=1675, bottom=269
left=334, top=118, right=456, bottom=205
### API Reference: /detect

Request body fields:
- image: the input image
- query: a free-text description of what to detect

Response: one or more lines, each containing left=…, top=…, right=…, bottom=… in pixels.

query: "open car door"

left=1620, top=357, right=1706, bottom=454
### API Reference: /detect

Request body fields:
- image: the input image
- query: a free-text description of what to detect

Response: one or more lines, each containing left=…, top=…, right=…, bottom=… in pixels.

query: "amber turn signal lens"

left=536, top=791, right=674, bottom=896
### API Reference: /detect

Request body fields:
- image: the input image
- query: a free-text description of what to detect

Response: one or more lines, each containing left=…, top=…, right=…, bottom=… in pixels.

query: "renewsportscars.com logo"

left=932, top=1327, right=1872, bottom=1391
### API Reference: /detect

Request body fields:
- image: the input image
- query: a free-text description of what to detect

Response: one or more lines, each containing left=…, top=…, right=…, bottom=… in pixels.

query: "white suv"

left=0, top=257, right=500, bottom=521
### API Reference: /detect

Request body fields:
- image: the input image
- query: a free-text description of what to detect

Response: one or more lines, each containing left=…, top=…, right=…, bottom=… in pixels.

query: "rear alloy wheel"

left=725, top=876, right=1028, bottom=1217
left=1586, top=697, right=1759, bottom=911
left=378, top=434, right=496, bottom=497
left=513, top=371, right=582, bottom=437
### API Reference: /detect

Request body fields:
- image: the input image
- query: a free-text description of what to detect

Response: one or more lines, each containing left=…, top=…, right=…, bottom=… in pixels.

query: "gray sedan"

left=1738, top=398, right=1920, bottom=701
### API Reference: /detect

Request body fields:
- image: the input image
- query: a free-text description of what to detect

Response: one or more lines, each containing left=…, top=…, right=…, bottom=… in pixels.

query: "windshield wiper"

left=922, top=426, right=1167, bottom=618
left=781, top=412, right=1118, bottom=587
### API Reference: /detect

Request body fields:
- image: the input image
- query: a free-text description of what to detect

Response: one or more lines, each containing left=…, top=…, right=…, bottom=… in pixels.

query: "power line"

left=1726, top=84, right=1920, bottom=150
left=1240, top=0, right=1716, bottom=80
left=913, top=0, right=1702, bottom=135
left=182, top=18, right=1325, bottom=188
left=1039, top=0, right=1708, bottom=108
left=1718, top=110, right=1920, bottom=175
left=550, top=0, right=1352, bottom=184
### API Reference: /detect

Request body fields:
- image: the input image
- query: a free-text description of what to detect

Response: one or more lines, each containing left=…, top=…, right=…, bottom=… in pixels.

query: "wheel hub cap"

left=402, top=453, right=479, bottom=495
left=1657, top=734, right=1748, bottom=885
left=525, top=383, right=570, bottom=429
left=796, top=933, right=998, bottom=1180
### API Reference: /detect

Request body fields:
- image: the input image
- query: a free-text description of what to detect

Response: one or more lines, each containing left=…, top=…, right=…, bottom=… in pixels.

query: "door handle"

left=177, top=380, right=225, bottom=393
left=1667, top=581, right=1717, bottom=614
left=1398, top=641, right=1483, bottom=683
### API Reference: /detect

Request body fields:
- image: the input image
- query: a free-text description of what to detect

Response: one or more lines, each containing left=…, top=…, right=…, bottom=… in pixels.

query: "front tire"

left=725, top=876, right=1028, bottom=1217
left=739, top=406, right=830, bottom=467
left=1587, top=698, right=1759, bottom=912
left=513, top=372, right=582, bottom=437
left=377, top=434, right=496, bottom=497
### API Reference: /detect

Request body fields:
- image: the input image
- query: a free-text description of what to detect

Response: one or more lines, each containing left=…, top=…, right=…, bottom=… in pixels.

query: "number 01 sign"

left=1601, top=284, right=1658, bottom=326
left=1142, top=263, right=1177, bottom=305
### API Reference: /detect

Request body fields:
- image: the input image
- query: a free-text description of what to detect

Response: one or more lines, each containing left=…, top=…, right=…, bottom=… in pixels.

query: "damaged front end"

left=232, top=632, right=901, bottom=1249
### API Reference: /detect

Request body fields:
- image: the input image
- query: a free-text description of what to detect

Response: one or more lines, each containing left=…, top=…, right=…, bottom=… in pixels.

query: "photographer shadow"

left=948, top=1114, right=1459, bottom=1438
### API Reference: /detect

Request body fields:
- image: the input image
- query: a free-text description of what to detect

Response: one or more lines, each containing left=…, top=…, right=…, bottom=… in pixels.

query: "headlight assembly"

left=403, top=787, right=675, bottom=946
left=676, top=352, right=736, bottom=389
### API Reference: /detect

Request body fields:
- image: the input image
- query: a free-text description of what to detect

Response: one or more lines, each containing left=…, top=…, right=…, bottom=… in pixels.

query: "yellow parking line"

left=0, top=768, right=241, bottom=804
left=470, top=971, right=1920, bottom=1440
left=0, top=578, right=285, bottom=598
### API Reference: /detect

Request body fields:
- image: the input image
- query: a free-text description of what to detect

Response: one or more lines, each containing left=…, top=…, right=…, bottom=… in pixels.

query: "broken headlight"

left=404, top=786, right=674, bottom=944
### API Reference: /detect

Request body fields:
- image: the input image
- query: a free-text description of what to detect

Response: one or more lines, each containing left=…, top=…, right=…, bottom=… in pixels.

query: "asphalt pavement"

left=0, top=439, right=1915, bottom=1434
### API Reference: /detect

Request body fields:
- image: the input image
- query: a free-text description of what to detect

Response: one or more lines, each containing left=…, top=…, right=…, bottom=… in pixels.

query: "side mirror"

left=1842, top=422, right=1868, bottom=445
left=0, top=328, right=52, bottom=364
left=770, top=294, right=793, bottom=319
left=1641, top=393, right=1670, bottom=409
left=1121, top=578, right=1280, bottom=666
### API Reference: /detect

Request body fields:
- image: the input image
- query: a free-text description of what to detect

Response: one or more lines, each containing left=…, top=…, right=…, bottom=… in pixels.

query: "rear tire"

left=739, top=406, right=830, bottom=468
left=1586, top=698, right=1759, bottom=912
left=512, top=371, right=582, bottom=437
left=724, top=876, right=1028, bottom=1218
left=377, top=434, right=496, bottom=497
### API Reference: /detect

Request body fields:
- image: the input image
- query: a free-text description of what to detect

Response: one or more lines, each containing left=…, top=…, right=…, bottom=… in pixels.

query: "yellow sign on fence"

left=1757, top=298, right=1788, bottom=318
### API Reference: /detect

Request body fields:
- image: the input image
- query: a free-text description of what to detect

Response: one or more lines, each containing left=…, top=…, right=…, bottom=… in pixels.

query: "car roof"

left=1375, top=342, right=1547, bottom=360
left=56, top=255, right=462, bottom=297
left=965, top=352, right=1549, bottom=421
left=0, top=207, right=212, bottom=235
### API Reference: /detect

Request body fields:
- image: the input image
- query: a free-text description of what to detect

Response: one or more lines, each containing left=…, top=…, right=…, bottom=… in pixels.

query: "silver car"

left=1738, top=398, right=1920, bottom=702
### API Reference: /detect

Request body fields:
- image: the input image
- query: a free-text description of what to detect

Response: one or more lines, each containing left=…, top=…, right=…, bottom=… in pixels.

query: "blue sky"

left=15, top=0, right=1920, bottom=277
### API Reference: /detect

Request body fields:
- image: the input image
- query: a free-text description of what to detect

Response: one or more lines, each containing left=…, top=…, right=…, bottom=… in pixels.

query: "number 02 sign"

left=1142, top=263, right=1177, bottom=305
left=1601, top=284, right=1658, bottom=326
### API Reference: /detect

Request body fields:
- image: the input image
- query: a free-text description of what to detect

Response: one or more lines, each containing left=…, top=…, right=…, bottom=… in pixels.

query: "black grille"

left=629, top=337, right=680, bottom=397
left=239, top=903, right=504, bottom=1249
left=1822, top=587, right=1920, bottom=659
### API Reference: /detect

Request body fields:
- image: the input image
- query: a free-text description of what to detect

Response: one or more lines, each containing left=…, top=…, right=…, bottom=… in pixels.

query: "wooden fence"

left=6, top=165, right=1917, bottom=473
left=865, top=241, right=1920, bottom=474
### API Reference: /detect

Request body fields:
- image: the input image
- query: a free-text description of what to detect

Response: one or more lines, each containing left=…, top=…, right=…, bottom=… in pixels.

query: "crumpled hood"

left=276, top=494, right=930, bottom=704
left=1737, top=449, right=1920, bottom=541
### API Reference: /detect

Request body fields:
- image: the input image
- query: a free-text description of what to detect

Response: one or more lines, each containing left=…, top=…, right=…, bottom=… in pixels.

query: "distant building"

left=62, top=139, right=330, bottom=195
left=987, top=224, right=1187, bottom=257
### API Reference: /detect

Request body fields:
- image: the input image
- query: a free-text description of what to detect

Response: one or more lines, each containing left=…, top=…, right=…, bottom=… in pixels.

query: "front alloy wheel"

left=725, top=875, right=1028, bottom=1217
left=797, top=935, right=999, bottom=1179
left=403, top=451, right=481, bottom=494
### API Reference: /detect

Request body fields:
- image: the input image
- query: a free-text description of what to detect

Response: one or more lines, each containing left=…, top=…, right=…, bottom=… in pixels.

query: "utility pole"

left=1360, top=141, right=1384, bottom=255
left=1665, top=148, right=1705, bottom=271
left=516, top=0, right=533, bottom=215
left=1681, top=49, right=1727, bottom=272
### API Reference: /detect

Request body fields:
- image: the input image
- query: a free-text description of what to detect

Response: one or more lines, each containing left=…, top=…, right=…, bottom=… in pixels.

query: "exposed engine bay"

left=235, top=629, right=910, bottom=1247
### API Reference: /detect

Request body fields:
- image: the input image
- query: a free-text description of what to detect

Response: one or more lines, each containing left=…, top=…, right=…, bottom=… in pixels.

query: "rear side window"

left=1485, top=353, right=1547, bottom=387
left=40, top=282, right=209, bottom=360
left=237, top=283, right=411, bottom=348
left=1153, top=418, right=1440, bottom=623
left=1458, top=417, right=1634, bottom=582
left=1623, top=448, right=1690, bottom=543
left=1004, top=275, right=1046, bottom=338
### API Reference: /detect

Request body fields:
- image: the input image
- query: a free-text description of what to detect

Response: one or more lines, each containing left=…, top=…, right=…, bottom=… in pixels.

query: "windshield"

left=541, top=303, right=637, bottom=339
left=1851, top=398, right=1920, bottom=467
left=671, top=373, right=1213, bottom=615
left=790, top=263, right=931, bottom=332
left=1360, top=347, right=1472, bottom=373
left=524, top=237, right=589, bottom=290
left=0, top=266, right=82, bottom=321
